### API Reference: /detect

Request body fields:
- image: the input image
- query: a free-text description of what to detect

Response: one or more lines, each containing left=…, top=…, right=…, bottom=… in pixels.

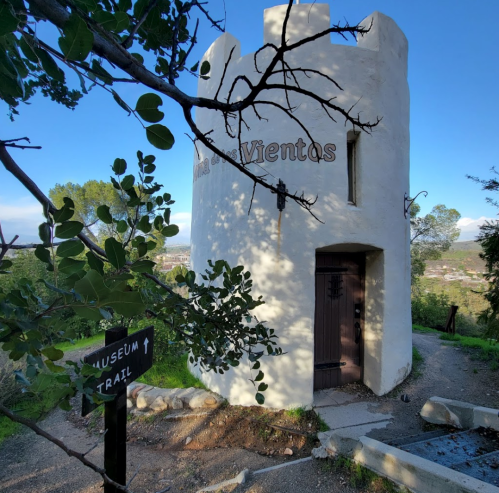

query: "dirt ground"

left=1, top=332, right=499, bottom=493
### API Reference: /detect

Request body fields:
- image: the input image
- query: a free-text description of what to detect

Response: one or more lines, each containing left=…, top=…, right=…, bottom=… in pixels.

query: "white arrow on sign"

left=144, top=337, right=149, bottom=354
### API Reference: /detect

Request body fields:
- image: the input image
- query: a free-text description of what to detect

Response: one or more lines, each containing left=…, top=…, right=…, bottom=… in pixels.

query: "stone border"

left=319, top=396, right=499, bottom=493
left=126, top=383, right=224, bottom=413
left=420, top=396, right=499, bottom=430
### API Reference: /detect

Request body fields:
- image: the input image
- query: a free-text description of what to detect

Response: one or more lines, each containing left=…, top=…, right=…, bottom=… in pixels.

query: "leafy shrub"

left=412, top=291, right=484, bottom=335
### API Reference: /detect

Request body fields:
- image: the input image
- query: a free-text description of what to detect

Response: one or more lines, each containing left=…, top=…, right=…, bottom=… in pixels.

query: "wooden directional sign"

left=82, top=326, right=154, bottom=416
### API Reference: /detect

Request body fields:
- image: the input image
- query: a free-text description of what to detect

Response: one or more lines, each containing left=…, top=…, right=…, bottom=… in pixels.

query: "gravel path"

left=1, top=332, right=499, bottom=493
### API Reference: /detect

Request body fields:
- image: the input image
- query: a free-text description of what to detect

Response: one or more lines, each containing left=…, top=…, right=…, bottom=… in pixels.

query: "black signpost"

left=82, top=326, right=154, bottom=493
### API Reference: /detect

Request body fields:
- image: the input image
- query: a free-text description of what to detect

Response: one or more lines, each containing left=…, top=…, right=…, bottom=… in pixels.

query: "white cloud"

left=169, top=211, right=191, bottom=244
left=0, top=197, right=44, bottom=239
left=457, top=216, right=496, bottom=241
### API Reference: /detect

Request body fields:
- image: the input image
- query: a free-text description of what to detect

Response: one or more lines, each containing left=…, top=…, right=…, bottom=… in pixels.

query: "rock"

left=127, top=384, right=137, bottom=398
left=204, top=396, right=217, bottom=406
left=420, top=396, right=475, bottom=429
left=127, top=398, right=134, bottom=409
left=171, top=397, right=183, bottom=410
left=185, top=436, right=192, bottom=445
left=176, top=387, right=200, bottom=405
left=189, top=390, right=222, bottom=409
left=136, top=392, right=154, bottom=410
left=150, top=397, right=168, bottom=412
left=400, top=394, right=410, bottom=403
left=311, top=446, right=329, bottom=459
left=131, top=385, right=146, bottom=399
left=283, top=448, right=293, bottom=456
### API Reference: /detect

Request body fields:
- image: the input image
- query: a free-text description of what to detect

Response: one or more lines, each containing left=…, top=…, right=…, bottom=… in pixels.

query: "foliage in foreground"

left=469, top=169, right=499, bottom=342
left=0, top=154, right=281, bottom=415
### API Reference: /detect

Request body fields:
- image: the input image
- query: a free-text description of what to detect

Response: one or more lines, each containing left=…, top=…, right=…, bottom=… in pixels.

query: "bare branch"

left=215, top=45, right=235, bottom=101
left=122, top=0, right=159, bottom=49
left=0, top=402, right=131, bottom=492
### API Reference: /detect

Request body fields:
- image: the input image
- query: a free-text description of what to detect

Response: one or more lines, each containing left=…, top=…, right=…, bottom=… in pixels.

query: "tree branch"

left=0, top=402, right=130, bottom=492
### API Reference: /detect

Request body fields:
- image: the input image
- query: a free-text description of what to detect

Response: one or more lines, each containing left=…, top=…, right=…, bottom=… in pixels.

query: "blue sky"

left=1, top=0, right=498, bottom=244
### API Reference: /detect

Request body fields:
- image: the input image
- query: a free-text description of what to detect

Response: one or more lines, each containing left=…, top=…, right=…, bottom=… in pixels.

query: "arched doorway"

left=314, top=252, right=365, bottom=390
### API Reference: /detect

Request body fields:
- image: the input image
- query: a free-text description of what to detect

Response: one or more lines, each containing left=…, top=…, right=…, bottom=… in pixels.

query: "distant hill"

left=450, top=240, right=481, bottom=252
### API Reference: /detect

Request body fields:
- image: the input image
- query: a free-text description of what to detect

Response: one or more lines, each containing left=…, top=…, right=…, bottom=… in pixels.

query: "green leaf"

left=46, top=360, right=66, bottom=374
left=41, top=346, right=64, bottom=362
left=137, top=242, right=147, bottom=258
left=91, top=59, right=113, bottom=85
left=35, top=48, right=65, bottom=83
left=254, top=370, right=264, bottom=382
left=257, top=383, right=268, bottom=392
left=185, top=271, right=195, bottom=289
left=96, top=205, right=113, bottom=224
left=105, top=238, right=126, bottom=269
left=105, top=290, right=145, bottom=317
left=55, top=221, right=83, bottom=239
left=161, top=224, right=179, bottom=237
left=86, top=251, right=104, bottom=275
left=200, top=60, right=211, bottom=76
left=38, top=223, right=51, bottom=245
left=129, top=259, right=155, bottom=274
left=35, top=245, right=52, bottom=264
left=93, top=9, right=117, bottom=31
left=19, top=36, right=38, bottom=63
left=53, top=197, right=75, bottom=223
left=116, top=220, right=128, bottom=234
left=112, top=158, right=127, bottom=175
left=0, top=259, right=12, bottom=269
left=58, top=257, right=86, bottom=275
left=58, top=14, right=94, bottom=61
left=146, top=124, right=175, bottom=150
left=74, top=0, right=98, bottom=13
left=163, top=208, right=171, bottom=224
left=112, top=90, right=131, bottom=115
left=114, top=12, right=130, bottom=33
left=56, top=239, right=84, bottom=258
left=131, top=53, right=144, bottom=64
left=154, top=216, right=163, bottom=230
left=255, top=393, right=265, bottom=405
left=120, top=174, right=135, bottom=190
left=136, top=93, right=164, bottom=123
left=137, top=215, right=151, bottom=233
left=0, top=3, right=19, bottom=36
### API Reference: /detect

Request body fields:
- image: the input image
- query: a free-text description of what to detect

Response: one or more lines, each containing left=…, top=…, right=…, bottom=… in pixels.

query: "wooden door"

left=314, top=253, right=364, bottom=390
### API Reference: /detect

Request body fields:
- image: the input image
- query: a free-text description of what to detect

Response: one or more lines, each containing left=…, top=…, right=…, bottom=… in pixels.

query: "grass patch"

left=0, top=416, right=21, bottom=443
left=412, top=346, right=424, bottom=378
left=0, top=382, right=63, bottom=445
left=439, top=333, right=499, bottom=370
left=330, top=455, right=404, bottom=492
left=137, top=353, right=206, bottom=389
left=285, top=406, right=307, bottom=419
left=56, top=332, right=106, bottom=352
left=412, top=324, right=440, bottom=334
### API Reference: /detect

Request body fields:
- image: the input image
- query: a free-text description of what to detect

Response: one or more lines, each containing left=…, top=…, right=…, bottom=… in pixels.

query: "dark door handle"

left=354, top=321, right=361, bottom=344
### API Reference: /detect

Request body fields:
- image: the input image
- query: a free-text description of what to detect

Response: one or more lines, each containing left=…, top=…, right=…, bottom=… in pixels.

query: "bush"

left=412, top=292, right=484, bottom=335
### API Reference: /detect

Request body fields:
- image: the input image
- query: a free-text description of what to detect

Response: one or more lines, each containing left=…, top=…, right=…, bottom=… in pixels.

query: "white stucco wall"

left=190, top=4, right=411, bottom=408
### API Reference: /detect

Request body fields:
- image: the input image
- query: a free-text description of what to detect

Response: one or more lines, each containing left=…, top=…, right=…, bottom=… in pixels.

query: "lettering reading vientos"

left=193, top=138, right=337, bottom=181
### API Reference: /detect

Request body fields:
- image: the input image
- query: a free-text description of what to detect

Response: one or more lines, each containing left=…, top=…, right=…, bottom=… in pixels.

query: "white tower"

left=190, top=4, right=411, bottom=408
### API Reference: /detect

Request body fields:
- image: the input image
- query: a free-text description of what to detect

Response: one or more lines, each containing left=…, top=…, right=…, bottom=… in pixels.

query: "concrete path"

left=314, top=389, right=393, bottom=442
